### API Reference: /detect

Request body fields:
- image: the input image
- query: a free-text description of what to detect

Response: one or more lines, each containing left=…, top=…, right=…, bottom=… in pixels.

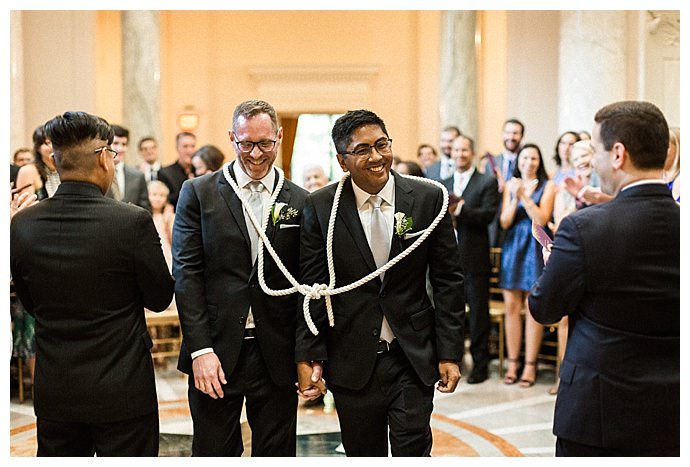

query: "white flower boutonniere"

left=394, top=212, right=413, bottom=237
left=271, top=202, right=300, bottom=226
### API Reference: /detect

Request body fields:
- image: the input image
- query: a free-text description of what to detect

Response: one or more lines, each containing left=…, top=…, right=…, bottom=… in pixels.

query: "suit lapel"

left=217, top=162, right=252, bottom=249
left=382, top=173, right=415, bottom=289
left=338, top=179, right=377, bottom=272
left=266, top=171, right=290, bottom=244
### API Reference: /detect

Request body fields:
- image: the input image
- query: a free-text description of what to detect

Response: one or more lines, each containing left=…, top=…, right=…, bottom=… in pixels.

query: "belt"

left=244, top=328, right=256, bottom=339
left=376, top=339, right=399, bottom=354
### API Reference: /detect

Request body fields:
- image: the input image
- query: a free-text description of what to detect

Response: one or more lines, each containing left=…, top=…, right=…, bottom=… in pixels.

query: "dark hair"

left=138, top=136, right=156, bottom=150
left=553, top=131, right=580, bottom=167
left=43, top=111, right=113, bottom=173
left=417, top=144, right=437, bottom=157
left=442, top=126, right=462, bottom=138
left=32, top=125, right=51, bottom=182
left=332, top=109, right=388, bottom=155
left=232, top=100, right=279, bottom=133
left=594, top=101, right=669, bottom=170
left=176, top=131, right=196, bottom=145
left=457, top=135, right=475, bottom=153
left=513, top=143, right=549, bottom=185
left=111, top=124, right=129, bottom=139
left=504, top=118, right=525, bottom=135
left=192, top=144, right=225, bottom=174
left=398, top=161, right=425, bottom=177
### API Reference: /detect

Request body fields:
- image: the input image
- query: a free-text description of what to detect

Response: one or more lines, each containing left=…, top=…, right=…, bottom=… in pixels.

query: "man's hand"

left=192, top=352, right=227, bottom=399
left=563, top=176, right=584, bottom=198
left=296, top=361, right=327, bottom=400
left=10, top=190, right=38, bottom=219
left=436, top=360, right=461, bottom=393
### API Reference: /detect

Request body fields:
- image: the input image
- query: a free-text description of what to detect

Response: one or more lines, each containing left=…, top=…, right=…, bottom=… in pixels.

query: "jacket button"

left=372, top=329, right=379, bottom=336
left=379, top=291, right=386, bottom=298
left=239, top=317, right=245, bottom=324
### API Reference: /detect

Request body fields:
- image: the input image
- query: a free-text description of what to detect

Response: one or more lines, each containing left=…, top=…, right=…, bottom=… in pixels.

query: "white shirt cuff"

left=191, top=347, right=214, bottom=359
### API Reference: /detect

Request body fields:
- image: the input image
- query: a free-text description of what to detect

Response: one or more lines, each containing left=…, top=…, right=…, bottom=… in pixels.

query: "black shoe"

left=467, top=369, right=488, bottom=384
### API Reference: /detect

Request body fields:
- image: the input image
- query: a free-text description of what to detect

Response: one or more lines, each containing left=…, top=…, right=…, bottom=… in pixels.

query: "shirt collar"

left=233, top=162, right=276, bottom=193
left=502, top=150, right=517, bottom=161
left=620, top=179, right=667, bottom=192
left=351, top=173, right=395, bottom=210
left=455, top=166, right=475, bottom=179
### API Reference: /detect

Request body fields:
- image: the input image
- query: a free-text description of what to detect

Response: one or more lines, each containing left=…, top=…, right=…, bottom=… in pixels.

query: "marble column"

left=10, top=11, right=26, bottom=154
left=439, top=11, right=477, bottom=139
left=122, top=11, right=161, bottom=164
left=558, top=11, right=626, bottom=133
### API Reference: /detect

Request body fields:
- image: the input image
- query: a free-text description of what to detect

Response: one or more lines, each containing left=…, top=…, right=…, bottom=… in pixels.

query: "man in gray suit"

left=107, top=124, right=150, bottom=211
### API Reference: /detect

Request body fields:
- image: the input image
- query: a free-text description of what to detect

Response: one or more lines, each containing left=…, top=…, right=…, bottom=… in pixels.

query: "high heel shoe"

left=519, top=361, right=538, bottom=388
left=504, top=358, right=520, bottom=385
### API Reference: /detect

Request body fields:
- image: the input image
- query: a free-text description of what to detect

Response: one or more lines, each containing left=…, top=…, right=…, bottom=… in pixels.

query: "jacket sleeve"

left=528, top=214, right=586, bottom=324
left=458, top=177, right=499, bottom=226
left=134, top=209, right=175, bottom=311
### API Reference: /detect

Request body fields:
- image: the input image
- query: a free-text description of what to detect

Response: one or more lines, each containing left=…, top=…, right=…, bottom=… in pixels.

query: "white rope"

left=222, top=163, right=449, bottom=336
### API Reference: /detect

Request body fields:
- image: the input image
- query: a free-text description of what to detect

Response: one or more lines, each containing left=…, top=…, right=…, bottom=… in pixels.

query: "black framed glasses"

left=341, top=138, right=393, bottom=159
left=234, top=139, right=277, bottom=153
left=94, top=146, right=119, bottom=159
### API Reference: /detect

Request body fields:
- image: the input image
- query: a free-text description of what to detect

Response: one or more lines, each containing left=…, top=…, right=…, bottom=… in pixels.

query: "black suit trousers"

left=556, top=437, right=679, bottom=457
left=188, top=339, right=297, bottom=457
left=36, top=411, right=159, bottom=456
left=330, top=343, right=434, bottom=457
left=464, top=271, right=491, bottom=372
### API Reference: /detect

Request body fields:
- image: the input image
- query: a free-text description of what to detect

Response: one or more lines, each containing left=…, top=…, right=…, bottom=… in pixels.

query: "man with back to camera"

left=10, top=111, right=174, bottom=456
left=159, top=131, right=196, bottom=209
left=296, top=109, right=464, bottom=456
left=442, top=135, right=499, bottom=384
left=173, top=99, right=311, bottom=456
left=106, top=124, right=150, bottom=210
left=528, top=101, right=679, bottom=456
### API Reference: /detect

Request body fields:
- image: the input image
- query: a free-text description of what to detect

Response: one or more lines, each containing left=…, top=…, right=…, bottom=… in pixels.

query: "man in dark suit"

left=528, top=101, right=679, bottom=456
left=425, top=125, right=461, bottom=182
left=106, top=125, right=150, bottom=210
left=442, top=135, right=499, bottom=384
left=173, top=100, right=309, bottom=456
left=10, top=111, right=174, bottom=456
left=296, top=110, right=464, bottom=456
left=159, top=131, right=195, bottom=210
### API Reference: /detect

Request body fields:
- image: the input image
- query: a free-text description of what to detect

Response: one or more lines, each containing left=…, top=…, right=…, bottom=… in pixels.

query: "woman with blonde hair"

left=664, top=127, right=680, bottom=203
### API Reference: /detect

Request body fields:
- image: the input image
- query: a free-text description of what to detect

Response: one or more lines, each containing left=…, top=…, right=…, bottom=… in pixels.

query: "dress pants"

left=188, top=338, right=297, bottom=456
left=330, top=342, right=434, bottom=457
left=464, top=271, right=491, bottom=373
left=556, top=437, right=680, bottom=457
left=36, top=411, right=159, bottom=456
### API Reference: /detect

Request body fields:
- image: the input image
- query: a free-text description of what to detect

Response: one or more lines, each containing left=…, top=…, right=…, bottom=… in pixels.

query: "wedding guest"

left=192, top=144, right=225, bottom=177
left=551, top=131, right=580, bottom=186
left=15, top=126, right=60, bottom=200
left=302, top=163, right=330, bottom=192
left=664, top=126, right=680, bottom=203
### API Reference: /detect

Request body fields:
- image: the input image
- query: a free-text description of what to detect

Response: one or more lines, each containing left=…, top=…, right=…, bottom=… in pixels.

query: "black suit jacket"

left=10, top=163, right=20, bottom=185
left=158, top=161, right=190, bottom=210
left=295, top=172, right=464, bottom=389
left=528, top=183, right=679, bottom=450
left=106, top=164, right=151, bottom=211
left=10, top=181, right=174, bottom=423
left=442, top=171, right=499, bottom=273
left=173, top=164, right=308, bottom=386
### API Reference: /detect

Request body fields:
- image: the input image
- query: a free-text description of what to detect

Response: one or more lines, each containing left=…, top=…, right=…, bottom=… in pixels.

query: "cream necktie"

left=247, top=181, right=264, bottom=263
left=368, top=195, right=395, bottom=343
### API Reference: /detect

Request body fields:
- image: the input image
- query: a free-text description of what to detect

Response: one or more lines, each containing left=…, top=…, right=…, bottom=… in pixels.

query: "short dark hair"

left=594, top=101, right=669, bottom=170
left=176, top=131, right=196, bottom=145
left=43, top=111, right=113, bottom=173
left=457, top=135, right=475, bottom=153
left=232, top=100, right=279, bottom=134
left=332, top=109, right=388, bottom=155
left=192, top=144, right=225, bottom=173
left=398, top=161, right=425, bottom=177
left=513, top=143, right=549, bottom=185
left=138, top=136, right=156, bottom=150
left=553, top=131, right=580, bottom=167
left=416, top=144, right=437, bottom=157
left=111, top=124, right=129, bottom=139
left=442, top=126, right=462, bottom=138
left=504, top=119, right=525, bottom=135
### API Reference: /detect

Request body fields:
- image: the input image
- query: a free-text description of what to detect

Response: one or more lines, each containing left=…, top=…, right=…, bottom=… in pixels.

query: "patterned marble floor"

left=9, top=357, right=559, bottom=457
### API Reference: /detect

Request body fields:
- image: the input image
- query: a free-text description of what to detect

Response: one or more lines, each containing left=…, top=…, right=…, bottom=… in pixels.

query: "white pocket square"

left=404, top=230, right=425, bottom=240
left=279, top=223, right=300, bottom=229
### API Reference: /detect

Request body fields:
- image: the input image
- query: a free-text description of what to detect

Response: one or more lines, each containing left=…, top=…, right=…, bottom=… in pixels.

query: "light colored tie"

left=111, top=173, right=123, bottom=201
left=247, top=181, right=264, bottom=263
left=368, top=195, right=395, bottom=343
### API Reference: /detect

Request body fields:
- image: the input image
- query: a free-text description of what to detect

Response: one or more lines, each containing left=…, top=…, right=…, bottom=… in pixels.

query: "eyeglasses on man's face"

left=341, top=138, right=393, bottom=159
left=94, top=146, right=119, bottom=159
left=234, top=139, right=277, bottom=154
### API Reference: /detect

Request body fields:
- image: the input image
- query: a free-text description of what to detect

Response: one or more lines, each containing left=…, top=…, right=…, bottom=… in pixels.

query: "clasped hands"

left=296, top=361, right=327, bottom=400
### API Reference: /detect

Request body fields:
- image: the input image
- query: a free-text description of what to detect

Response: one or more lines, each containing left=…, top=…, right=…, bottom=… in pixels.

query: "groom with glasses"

left=296, top=109, right=465, bottom=456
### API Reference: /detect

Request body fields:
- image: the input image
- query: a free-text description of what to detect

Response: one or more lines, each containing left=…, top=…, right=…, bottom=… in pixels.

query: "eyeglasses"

left=234, top=139, right=277, bottom=153
left=341, top=138, right=393, bottom=159
left=94, top=146, right=119, bottom=159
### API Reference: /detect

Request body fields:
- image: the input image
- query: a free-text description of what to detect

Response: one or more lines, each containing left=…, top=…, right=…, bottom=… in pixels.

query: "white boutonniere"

left=271, top=202, right=299, bottom=226
left=394, top=212, right=413, bottom=237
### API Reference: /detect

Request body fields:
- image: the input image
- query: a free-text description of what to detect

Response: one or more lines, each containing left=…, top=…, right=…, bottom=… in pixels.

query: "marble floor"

left=9, top=356, right=559, bottom=457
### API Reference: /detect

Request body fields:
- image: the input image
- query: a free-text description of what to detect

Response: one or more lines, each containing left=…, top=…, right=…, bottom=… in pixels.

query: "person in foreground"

left=528, top=101, right=679, bottom=456
left=10, top=111, right=174, bottom=456
left=296, top=110, right=464, bottom=456
left=173, top=99, right=309, bottom=456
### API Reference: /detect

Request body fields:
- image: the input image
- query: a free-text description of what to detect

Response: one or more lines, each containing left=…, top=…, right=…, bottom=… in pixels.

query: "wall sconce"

left=177, top=106, right=200, bottom=132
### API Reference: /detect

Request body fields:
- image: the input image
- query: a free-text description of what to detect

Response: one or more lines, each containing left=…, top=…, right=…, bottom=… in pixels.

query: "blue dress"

left=499, top=181, right=548, bottom=291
